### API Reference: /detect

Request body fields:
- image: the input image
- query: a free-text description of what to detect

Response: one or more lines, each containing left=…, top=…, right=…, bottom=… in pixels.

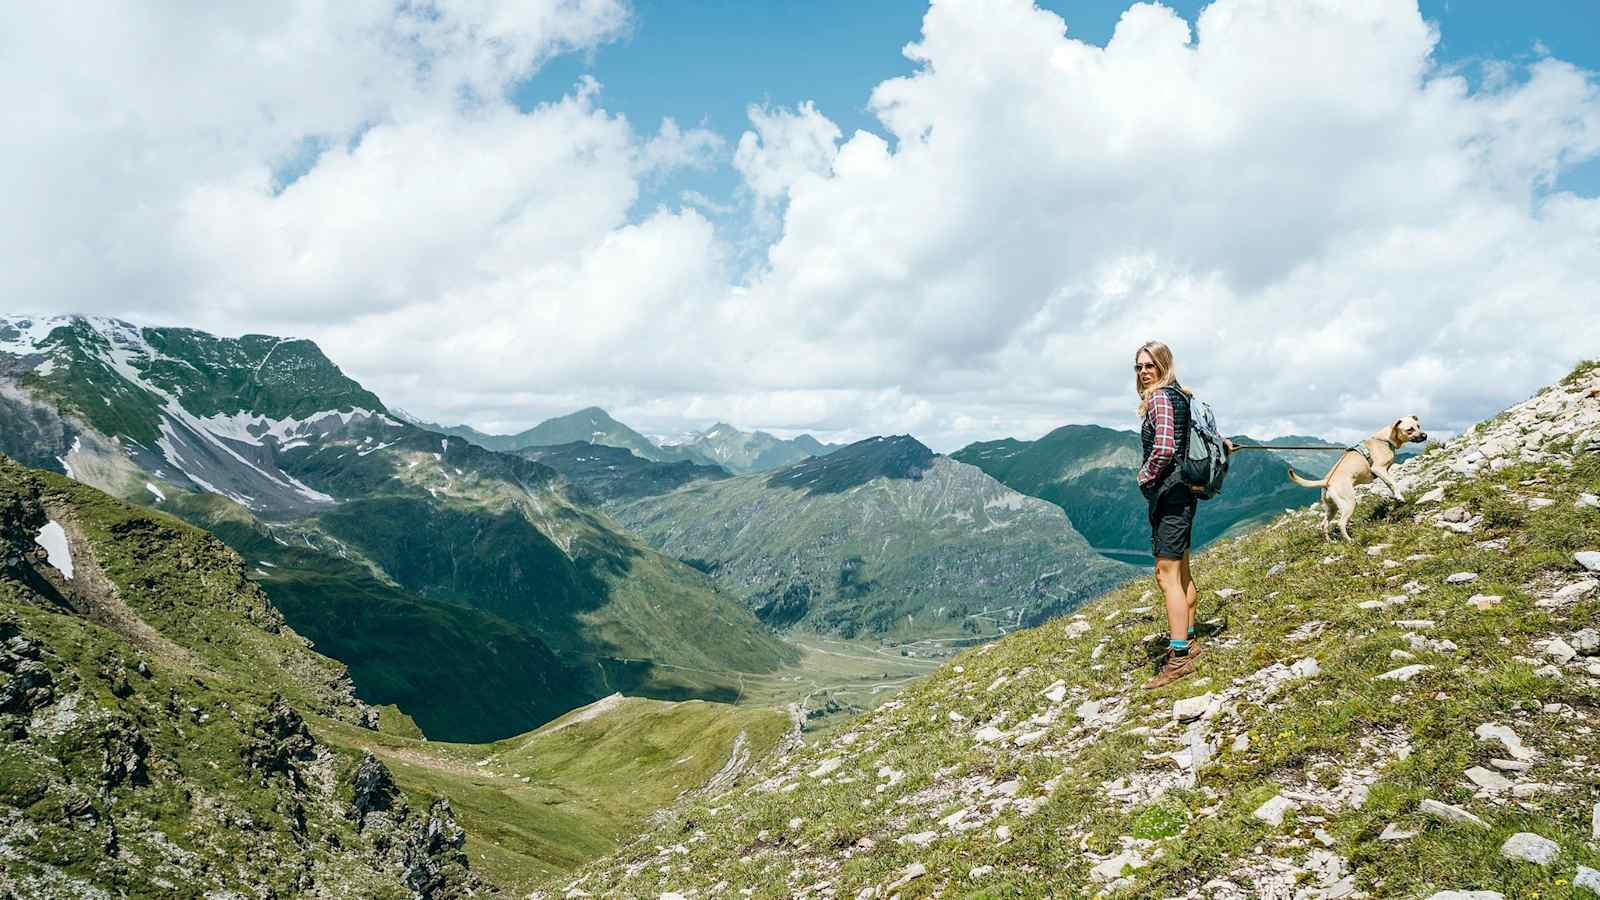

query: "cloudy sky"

left=4, top=0, right=1597, bottom=450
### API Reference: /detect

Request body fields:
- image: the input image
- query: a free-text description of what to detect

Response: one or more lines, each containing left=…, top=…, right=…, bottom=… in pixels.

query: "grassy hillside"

left=0, top=457, right=476, bottom=897
left=556, top=362, right=1600, bottom=898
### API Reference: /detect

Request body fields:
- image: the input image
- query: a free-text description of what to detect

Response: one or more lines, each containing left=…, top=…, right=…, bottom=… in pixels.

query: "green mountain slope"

left=558, top=362, right=1600, bottom=899
left=611, top=435, right=1140, bottom=641
left=520, top=441, right=731, bottom=504
left=0, top=454, right=796, bottom=895
left=0, top=456, right=479, bottom=897
left=954, top=423, right=1322, bottom=557
left=0, top=316, right=795, bottom=741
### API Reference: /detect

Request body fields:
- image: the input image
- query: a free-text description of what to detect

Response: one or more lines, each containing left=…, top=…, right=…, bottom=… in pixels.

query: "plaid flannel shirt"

left=1137, top=389, right=1177, bottom=487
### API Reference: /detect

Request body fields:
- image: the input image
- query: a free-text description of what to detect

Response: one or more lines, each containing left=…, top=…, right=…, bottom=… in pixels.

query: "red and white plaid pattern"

left=1138, top=390, right=1177, bottom=487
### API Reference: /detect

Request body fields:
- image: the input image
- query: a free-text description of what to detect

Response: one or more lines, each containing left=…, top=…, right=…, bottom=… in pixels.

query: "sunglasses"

left=1134, top=363, right=1158, bottom=371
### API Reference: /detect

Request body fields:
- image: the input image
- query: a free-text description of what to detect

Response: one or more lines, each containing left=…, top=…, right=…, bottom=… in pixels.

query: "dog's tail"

left=1287, top=465, right=1328, bottom=488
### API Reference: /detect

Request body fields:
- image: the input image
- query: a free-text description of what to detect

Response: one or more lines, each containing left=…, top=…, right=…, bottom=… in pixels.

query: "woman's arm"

left=1137, top=390, right=1176, bottom=488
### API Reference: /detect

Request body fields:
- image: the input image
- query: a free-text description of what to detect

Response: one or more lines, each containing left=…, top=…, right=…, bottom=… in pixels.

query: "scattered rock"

left=1575, top=865, right=1600, bottom=896
left=1553, top=580, right=1599, bottom=603
left=887, top=862, right=926, bottom=891
left=1172, top=693, right=1215, bottom=722
left=1089, top=849, right=1147, bottom=883
left=1423, top=893, right=1503, bottom=900
left=897, top=831, right=938, bottom=847
left=1466, top=594, right=1503, bottom=610
left=1479, top=725, right=1542, bottom=764
left=1214, top=588, right=1244, bottom=599
left=1266, top=562, right=1286, bottom=577
left=1417, top=486, right=1446, bottom=504
left=1420, top=798, right=1490, bottom=829
left=809, top=758, right=842, bottom=779
left=1253, top=794, right=1299, bottom=827
left=1572, top=629, right=1600, bottom=655
left=1290, top=658, right=1320, bottom=679
left=1042, top=681, right=1067, bottom=704
left=1499, top=832, right=1559, bottom=865
left=1065, top=620, right=1092, bottom=639
left=974, top=725, right=1005, bottom=743
left=1578, top=494, right=1600, bottom=510
left=1463, top=767, right=1512, bottom=792
left=1445, top=572, right=1479, bottom=584
left=1378, top=823, right=1417, bottom=841
left=1375, top=664, right=1431, bottom=682
left=1578, top=552, right=1600, bottom=573
left=1543, top=638, right=1577, bottom=665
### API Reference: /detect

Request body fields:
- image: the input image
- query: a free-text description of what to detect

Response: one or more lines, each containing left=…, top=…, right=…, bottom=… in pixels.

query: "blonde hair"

left=1134, top=341, right=1191, bottom=417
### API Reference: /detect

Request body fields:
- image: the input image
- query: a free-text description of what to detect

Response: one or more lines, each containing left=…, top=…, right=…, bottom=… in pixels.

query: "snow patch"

left=145, top=482, right=166, bottom=502
left=35, top=520, right=73, bottom=579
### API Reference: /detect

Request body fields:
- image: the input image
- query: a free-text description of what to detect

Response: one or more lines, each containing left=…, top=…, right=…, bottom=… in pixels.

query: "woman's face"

left=1136, top=350, right=1158, bottom=389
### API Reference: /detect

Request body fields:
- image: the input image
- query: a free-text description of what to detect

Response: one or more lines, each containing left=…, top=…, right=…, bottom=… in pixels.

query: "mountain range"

left=954, top=424, right=1329, bottom=557
left=0, top=316, right=794, bottom=742
left=414, top=406, right=843, bottom=474
left=606, top=435, right=1141, bottom=641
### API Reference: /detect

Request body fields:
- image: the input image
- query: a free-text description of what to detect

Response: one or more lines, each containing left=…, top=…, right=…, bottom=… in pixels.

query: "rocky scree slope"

left=553, top=362, right=1600, bottom=899
left=610, top=435, right=1139, bottom=641
left=954, top=425, right=1324, bottom=556
left=0, top=456, right=481, bottom=899
left=0, top=316, right=794, bottom=741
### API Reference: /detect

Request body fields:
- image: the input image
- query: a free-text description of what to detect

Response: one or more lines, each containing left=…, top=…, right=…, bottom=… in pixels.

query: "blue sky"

left=515, top=0, right=1600, bottom=220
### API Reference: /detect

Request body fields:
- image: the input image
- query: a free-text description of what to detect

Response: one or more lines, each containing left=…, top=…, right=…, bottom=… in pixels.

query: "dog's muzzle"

left=1413, top=432, right=1428, bottom=443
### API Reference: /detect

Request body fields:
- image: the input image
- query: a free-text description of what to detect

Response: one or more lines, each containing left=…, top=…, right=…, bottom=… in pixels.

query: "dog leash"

left=1227, top=444, right=1347, bottom=451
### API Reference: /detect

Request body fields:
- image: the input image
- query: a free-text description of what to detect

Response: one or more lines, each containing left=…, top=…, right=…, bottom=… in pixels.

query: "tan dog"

left=1288, top=416, right=1429, bottom=541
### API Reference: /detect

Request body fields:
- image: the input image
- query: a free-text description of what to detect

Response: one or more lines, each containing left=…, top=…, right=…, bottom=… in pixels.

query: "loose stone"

left=1499, top=832, right=1559, bottom=865
left=1253, top=794, right=1298, bottom=827
left=1419, top=798, right=1490, bottom=829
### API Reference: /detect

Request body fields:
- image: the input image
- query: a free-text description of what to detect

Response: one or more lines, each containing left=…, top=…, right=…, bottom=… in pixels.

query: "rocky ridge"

left=552, top=361, right=1600, bottom=899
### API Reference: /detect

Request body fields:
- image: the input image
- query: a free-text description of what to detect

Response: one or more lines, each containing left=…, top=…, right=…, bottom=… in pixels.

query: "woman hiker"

left=1134, top=340, right=1223, bottom=690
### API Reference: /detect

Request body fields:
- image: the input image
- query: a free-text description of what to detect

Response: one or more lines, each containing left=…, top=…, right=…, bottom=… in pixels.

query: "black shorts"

left=1149, top=487, right=1197, bottom=560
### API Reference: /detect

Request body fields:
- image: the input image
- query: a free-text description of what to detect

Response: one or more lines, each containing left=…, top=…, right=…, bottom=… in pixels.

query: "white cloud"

left=1, top=0, right=1597, bottom=452
left=733, top=101, right=844, bottom=211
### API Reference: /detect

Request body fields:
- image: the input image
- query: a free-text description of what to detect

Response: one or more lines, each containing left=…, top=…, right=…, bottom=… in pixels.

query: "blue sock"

left=1169, top=638, right=1191, bottom=657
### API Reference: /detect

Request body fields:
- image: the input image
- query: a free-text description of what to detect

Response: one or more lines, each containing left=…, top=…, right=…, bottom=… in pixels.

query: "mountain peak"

left=764, top=434, right=933, bottom=495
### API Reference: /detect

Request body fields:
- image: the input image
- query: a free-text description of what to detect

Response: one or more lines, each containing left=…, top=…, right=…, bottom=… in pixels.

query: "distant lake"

left=1097, top=548, right=1154, bottom=569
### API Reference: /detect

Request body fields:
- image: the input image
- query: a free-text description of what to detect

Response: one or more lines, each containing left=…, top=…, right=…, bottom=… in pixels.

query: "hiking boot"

left=1143, top=651, right=1198, bottom=690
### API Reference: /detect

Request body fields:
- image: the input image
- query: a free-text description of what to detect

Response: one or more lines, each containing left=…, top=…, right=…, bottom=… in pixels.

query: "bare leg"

left=1180, top=551, right=1196, bottom=635
left=1155, top=558, right=1187, bottom=642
